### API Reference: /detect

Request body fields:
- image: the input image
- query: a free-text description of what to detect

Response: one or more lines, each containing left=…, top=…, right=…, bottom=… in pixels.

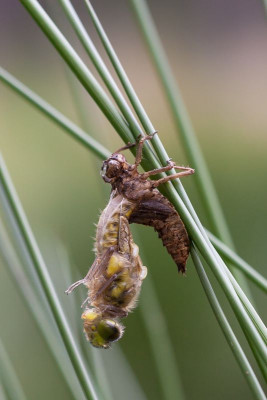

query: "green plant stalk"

left=191, top=246, right=266, bottom=400
left=0, top=339, right=27, bottom=400
left=208, top=231, right=267, bottom=293
left=0, top=220, right=87, bottom=400
left=19, top=0, right=134, bottom=146
left=58, top=0, right=144, bottom=140
left=166, top=185, right=267, bottom=356
left=0, top=155, right=98, bottom=400
left=83, top=0, right=154, bottom=135
left=0, top=67, right=109, bottom=160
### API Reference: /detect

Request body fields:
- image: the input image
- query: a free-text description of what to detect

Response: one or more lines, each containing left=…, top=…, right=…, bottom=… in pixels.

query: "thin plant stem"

left=83, top=0, right=154, bottom=134
left=0, top=67, right=109, bottom=160
left=207, top=231, right=267, bottom=293
left=0, top=155, right=98, bottom=400
left=0, top=220, right=86, bottom=400
left=0, top=339, right=27, bottom=400
left=191, top=246, right=266, bottom=400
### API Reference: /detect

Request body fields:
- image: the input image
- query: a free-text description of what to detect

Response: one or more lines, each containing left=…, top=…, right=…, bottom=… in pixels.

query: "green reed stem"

left=208, top=231, right=267, bottom=293
left=83, top=0, right=154, bottom=135
left=0, top=155, right=98, bottom=400
left=191, top=246, right=266, bottom=400
left=0, top=67, right=109, bottom=160
left=0, top=339, right=27, bottom=400
left=0, top=220, right=86, bottom=400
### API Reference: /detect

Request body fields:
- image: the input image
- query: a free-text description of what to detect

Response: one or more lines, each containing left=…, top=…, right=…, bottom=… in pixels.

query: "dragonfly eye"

left=101, top=160, right=121, bottom=180
left=101, top=163, right=107, bottom=177
left=97, top=319, right=123, bottom=343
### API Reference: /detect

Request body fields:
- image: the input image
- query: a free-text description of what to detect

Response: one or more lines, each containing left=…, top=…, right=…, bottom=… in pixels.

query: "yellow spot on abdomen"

left=106, top=254, right=122, bottom=277
left=82, top=310, right=98, bottom=321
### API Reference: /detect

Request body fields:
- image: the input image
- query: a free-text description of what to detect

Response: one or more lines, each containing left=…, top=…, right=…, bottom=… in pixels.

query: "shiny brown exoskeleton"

left=102, top=133, right=195, bottom=273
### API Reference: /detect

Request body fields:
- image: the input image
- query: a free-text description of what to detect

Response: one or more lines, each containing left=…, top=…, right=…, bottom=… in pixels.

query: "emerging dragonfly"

left=66, top=133, right=194, bottom=348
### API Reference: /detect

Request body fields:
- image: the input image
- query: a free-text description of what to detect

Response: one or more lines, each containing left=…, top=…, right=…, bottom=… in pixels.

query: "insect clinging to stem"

left=65, top=132, right=194, bottom=348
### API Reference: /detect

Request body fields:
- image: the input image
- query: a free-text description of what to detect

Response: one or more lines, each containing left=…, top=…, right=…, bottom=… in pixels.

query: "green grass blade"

left=83, top=0, right=154, bottom=134
left=19, top=0, right=134, bottom=145
left=207, top=230, right=267, bottom=293
left=191, top=246, right=266, bottom=400
left=0, top=67, right=109, bottom=160
left=58, top=0, right=143, bottom=138
left=0, top=155, right=98, bottom=400
left=0, top=221, right=87, bottom=400
left=0, top=339, right=27, bottom=400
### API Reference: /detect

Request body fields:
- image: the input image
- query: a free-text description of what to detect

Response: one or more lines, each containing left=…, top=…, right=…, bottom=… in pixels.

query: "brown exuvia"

left=101, top=133, right=195, bottom=273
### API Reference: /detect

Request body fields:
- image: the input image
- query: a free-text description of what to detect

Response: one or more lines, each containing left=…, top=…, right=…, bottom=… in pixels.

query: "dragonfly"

left=65, top=133, right=194, bottom=348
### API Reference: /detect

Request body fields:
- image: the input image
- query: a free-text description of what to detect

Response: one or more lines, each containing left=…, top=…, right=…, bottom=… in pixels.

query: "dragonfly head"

left=101, top=153, right=127, bottom=183
left=82, top=309, right=124, bottom=349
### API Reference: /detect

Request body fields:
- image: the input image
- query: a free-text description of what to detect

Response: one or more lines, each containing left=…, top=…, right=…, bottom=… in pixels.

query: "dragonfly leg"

left=134, top=131, right=157, bottom=167
left=152, top=165, right=195, bottom=187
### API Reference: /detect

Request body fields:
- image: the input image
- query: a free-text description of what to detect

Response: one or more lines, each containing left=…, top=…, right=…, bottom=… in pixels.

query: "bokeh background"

left=0, top=1, right=266, bottom=399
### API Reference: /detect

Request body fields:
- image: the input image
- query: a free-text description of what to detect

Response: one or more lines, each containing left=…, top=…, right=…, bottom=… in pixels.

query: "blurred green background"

left=0, top=1, right=266, bottom=399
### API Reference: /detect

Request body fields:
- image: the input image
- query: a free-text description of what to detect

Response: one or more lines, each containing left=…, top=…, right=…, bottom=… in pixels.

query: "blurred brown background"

left=0, top=1, right=266, bottom=399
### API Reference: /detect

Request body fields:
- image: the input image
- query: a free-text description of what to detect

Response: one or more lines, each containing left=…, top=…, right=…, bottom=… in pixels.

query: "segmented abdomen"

left=129, top=191, right=190, bottom=273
